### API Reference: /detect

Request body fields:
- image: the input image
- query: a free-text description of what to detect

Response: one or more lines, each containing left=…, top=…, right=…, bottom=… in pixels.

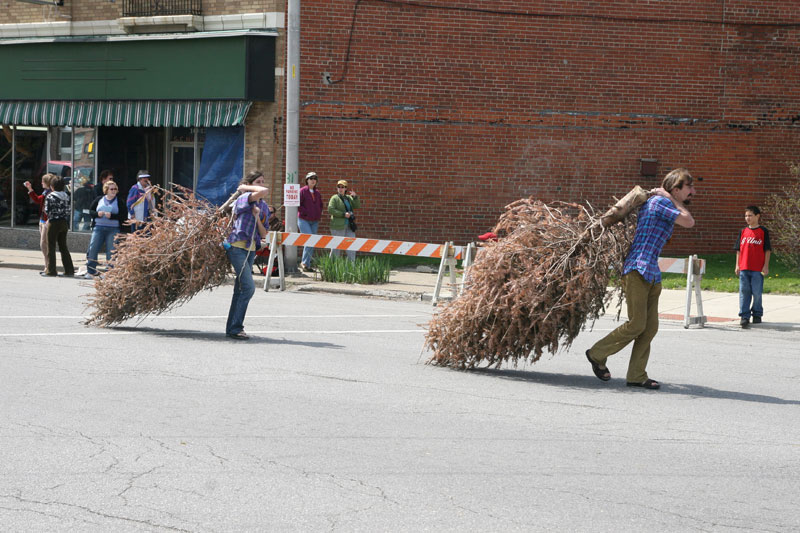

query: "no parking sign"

left=284, top=183, right=300, bottom=206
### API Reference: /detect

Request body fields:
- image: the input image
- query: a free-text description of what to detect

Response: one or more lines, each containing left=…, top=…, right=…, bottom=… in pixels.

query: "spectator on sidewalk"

left=43, top=176, right=75, bottom=277
left=23, top=173, right=54, bottom=273
left=328, top=180, right=360, bottom=262
left=94, top=169, right=115, bottom=200
left=298, top=171, right=323, bottom=272
left=127, top=170, right=158, bottom=233
left=85, top=180, right=128, bottom=279
left=735, top=205, right=771, bottom=328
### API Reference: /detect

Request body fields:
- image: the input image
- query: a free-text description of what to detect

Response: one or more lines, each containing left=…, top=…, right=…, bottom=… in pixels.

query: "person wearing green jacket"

left=328, top=179, right=361, bottom=261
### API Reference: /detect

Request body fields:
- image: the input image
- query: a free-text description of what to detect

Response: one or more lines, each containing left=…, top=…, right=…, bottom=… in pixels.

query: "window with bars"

left=122, top=0, right=202, bottom=17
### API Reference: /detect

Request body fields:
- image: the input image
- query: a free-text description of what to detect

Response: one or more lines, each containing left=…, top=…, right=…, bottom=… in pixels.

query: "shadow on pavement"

left=110, top=326, right=344, bottom=349
left=471, top=368, right=799, bottom=405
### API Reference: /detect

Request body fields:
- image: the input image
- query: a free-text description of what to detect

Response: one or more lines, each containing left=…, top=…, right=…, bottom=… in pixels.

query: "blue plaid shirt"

left=623, top=195, right=681, bottom=283
left=226, top=193, right=270, bottom=251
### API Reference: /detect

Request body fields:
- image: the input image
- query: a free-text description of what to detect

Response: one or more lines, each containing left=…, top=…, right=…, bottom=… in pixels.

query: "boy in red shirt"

left=735, top=205, right=771, bottom=328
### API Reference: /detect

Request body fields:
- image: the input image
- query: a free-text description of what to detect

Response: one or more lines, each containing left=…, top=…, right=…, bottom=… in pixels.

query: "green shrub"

left=765, top=163, right=800, bottom=274
left=314, top=255, right=391, bottom=284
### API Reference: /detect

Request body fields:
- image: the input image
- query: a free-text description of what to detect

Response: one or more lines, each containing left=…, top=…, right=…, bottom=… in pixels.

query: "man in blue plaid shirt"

left=585, top=168, right=697, bottom=390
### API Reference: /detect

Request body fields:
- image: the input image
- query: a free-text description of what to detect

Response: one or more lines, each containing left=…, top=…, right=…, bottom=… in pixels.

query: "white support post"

left=683, top=254, right=707, bottom=328
left=459, top=242, right=476, bottom=295
left=432, top=242, right=458, bottom=306
left=263, top=231, right=286, bottom=292
left=683, top=256, right=693, bottom=328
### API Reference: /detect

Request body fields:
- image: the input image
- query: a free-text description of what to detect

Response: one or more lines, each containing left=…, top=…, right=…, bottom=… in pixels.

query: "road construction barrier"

left=262, top=231, right=464, bottom=292
left=659, top=255, right=707, bottom=328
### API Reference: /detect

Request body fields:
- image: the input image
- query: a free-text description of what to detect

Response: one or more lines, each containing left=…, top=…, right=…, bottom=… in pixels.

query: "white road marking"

left=0, top=329, right=423, bottom=338
left=0, top=314, right=427, bottom=320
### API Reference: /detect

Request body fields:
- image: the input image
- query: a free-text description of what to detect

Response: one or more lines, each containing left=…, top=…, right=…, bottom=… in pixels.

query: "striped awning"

left=0, top=100, right=252, bottom=127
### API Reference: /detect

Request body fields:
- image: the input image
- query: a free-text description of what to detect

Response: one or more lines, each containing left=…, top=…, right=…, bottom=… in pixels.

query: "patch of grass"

left=314, top=255, right=391, bottom=284
left=660, top=253, right=800, bottom=294
left=382, top=254, right=442, bottom=269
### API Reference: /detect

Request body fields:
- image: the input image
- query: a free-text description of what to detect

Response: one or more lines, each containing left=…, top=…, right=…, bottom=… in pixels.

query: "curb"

left=291, top=283, right=430, bottom=301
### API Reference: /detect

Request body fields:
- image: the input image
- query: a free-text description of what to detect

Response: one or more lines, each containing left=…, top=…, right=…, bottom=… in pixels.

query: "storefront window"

left=71, top=127, right=97, bottom=233
left=13, top=127, right=48, bottom=228
left=169, top=127, right=204, bottom=194
left=0, top=126, right=12, bottom=227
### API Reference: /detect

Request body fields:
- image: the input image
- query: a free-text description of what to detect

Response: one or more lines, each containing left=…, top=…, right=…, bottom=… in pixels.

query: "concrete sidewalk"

left=2, top=246, right=798, bottom=330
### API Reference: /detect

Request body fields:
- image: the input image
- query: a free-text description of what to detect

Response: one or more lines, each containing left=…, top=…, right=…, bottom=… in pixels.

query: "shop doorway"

left=97, top=127, right=166, bottom=201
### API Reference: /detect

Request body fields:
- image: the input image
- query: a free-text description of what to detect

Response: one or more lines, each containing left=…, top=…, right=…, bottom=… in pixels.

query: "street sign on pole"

left=284, top=183, right=300, bottom=207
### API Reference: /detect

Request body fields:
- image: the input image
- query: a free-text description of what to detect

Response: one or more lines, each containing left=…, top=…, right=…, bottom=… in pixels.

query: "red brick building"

left=297, top=1, right=800, bottom=253
left=1, top=1, right=797, bottom=254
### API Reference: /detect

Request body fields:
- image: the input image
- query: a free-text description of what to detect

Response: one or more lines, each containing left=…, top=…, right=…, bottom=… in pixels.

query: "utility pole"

left=284, top=0, right=300, bottom=270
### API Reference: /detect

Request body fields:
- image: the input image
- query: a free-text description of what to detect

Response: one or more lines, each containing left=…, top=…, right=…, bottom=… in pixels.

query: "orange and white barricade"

left=262, top=231, right=464, bottom=293
left=658, top=254, right=707, bottom=328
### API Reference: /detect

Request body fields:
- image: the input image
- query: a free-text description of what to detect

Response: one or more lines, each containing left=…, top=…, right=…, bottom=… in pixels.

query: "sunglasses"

left=107, top=188, right=118, bottom=191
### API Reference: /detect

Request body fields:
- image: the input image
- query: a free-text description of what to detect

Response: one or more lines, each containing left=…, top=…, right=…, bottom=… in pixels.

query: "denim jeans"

left=86, top=225, right=120, bottom=275
left=739, top=270, right=764, bottom=319
left=73, top=209, right=91, bottom=232
left=226, top=246, right=256, bottom=335
left=297, top=218, right=319, bottom=266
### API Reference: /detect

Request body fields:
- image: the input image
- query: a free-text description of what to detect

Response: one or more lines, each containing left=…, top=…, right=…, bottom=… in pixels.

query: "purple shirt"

left=298, top=186, right=323, bottom=221
left=226, top=193, right=270, bottom=250
left=623, top=195, right=681, bottom=283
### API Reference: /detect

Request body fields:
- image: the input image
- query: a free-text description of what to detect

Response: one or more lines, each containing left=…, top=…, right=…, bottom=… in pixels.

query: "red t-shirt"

left=735, top=226, right=771, bottom=271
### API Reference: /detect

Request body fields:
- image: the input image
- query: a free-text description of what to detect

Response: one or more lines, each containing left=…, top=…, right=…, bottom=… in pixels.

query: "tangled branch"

left=85, top=187, right=231, bottom=326
left=426, top=187, right=646, bottom=370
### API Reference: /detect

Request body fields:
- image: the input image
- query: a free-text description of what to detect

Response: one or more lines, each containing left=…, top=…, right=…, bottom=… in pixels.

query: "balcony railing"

left=123, top=0, right=202, bottom=17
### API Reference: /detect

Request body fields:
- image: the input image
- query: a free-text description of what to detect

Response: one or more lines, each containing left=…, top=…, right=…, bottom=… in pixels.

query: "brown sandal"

left=586, top=351, right=610, bottom=381
left=626, top=379, right=660, bottom=390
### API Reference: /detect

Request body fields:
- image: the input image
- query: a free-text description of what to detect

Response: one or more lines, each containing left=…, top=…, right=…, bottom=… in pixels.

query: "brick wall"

left=3, top=0, right=282, bottom=23
left=297, top=0, right=800, bottom=253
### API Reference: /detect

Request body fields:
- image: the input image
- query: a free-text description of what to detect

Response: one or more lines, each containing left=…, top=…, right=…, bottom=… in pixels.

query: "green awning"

left=0, top=100, right=252, bottom=127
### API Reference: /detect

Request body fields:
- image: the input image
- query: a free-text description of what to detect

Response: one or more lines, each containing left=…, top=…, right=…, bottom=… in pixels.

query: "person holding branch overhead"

left=585, top=168, right=697, bottom=390
left=224, top=171, right=270, bottom=340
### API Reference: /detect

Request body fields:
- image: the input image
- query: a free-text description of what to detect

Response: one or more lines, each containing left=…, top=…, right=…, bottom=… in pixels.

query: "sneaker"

left=227, top=331, right=250, bottom=340
left=76, top=267, right=88, bottom=276
left=740, top=318, right=750, bottom=328
left=752, top=316, right=762, bottom=324
left=83, top=273, right=95, bottom=280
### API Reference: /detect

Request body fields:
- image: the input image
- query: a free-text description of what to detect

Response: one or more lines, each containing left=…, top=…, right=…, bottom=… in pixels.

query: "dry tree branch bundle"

left=85, top=187, right=232, bottom=326
left=426, top=187, right=646, bottom=370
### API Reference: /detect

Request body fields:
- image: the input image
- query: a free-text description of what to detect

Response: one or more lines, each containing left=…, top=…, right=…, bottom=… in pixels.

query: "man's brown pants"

left=588, top=271, right=661, bottom=383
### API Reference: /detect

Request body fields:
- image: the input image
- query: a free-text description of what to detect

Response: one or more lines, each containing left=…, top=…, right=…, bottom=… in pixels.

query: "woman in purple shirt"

left=298, top=171, right=323, bottom=272
left=224, top=171, right=270, bottom=340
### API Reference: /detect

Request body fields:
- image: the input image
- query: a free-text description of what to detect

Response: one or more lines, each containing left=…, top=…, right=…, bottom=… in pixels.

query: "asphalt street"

left=1, top=267, right=798, bottom=532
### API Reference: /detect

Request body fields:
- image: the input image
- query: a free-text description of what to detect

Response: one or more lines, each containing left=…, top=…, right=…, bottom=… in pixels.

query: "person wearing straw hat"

left=327, top=179, right=360, bottom=261
left=298, top=171, right=323, bottom=272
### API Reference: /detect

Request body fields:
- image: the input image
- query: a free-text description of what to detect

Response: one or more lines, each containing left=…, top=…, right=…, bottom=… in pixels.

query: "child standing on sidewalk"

left=735, top=205, right=771, bottom=328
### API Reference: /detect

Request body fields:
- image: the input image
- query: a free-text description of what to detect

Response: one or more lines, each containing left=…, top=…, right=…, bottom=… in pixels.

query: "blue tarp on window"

left=196, top=127, right=244, bottom=206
